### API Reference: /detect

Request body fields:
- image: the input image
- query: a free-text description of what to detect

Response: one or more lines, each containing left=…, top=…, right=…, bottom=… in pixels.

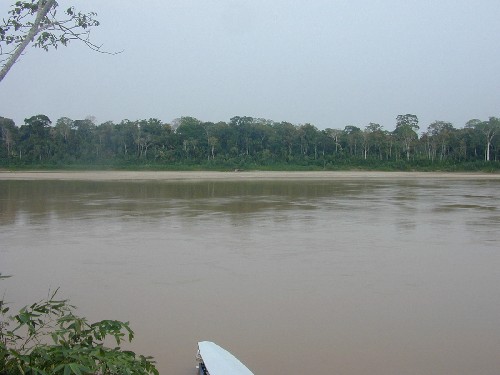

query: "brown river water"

left=1, top=177, right=499, bottom=374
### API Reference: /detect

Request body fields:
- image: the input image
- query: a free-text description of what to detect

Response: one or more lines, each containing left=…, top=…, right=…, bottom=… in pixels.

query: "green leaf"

left=69, top=363, right=82, bottom=375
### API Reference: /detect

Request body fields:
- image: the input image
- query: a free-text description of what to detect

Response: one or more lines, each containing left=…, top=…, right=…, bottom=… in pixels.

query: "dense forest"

left=0, top=113, right=499, bottom=171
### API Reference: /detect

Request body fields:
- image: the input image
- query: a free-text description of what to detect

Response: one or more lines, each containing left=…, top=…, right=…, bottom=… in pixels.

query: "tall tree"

left=230, top=116, right=254, bottom=156
left=396, top=114, right=419, bottom=130
left=325, top=128, right=343, bottom=154
left=343, top=125, right=362, bottom=157
left=209, top=121, right=232, bottom=158
left=114, top=119, right=138, bottom=157
left=175, top=117, right=205, bottom=159
left=272, top=121, right=297, bottom=159
left=0, top=116, right=17, bottom=158
left=95, top=120, right=116, bottom=159
left=19, top=114, right=52, bottom=161
left=73, top=118, right=96, bottom=160
left=365, top=123, right=385, bottom=160
left=474, top=117, right=499, bottom=161
left=464, top=119, right=483, bottom=159
left=136, top=118, right=163, bottom=159
left=425, top=121, right=455, bottom=161
left=1, top=0, right=104, bottom=82
left=298, top=123, right=320, bottom=158
left=53, top=117, right=75, bottom=160
left=394, top=114, right=419, bottom=160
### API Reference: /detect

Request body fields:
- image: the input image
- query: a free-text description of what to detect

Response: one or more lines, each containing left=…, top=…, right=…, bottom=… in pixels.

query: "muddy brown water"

left=1, top=178, right=499, bottom=374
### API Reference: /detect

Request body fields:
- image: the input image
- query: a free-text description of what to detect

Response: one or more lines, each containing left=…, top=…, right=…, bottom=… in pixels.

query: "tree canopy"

left=1, top=114, right=498, bottom=170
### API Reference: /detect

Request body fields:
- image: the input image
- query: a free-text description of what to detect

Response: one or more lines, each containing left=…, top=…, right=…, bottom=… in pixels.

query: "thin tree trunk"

left=0, top=0, right=56, bottom=82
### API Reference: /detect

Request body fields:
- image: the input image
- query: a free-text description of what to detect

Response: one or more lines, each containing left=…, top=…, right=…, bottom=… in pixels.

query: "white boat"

left=196, top=341, right=254, bottom=375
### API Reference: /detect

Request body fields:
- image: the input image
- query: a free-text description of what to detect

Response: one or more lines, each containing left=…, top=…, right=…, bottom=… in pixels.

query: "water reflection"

left=0, top=180, right=386, bottom=222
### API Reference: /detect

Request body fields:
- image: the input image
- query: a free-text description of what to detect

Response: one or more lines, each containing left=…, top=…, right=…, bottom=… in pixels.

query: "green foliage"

left=0, top=114, right=499, bottom=172
left=0, top=275, right=158, bottom=375
left=1, top=1, right=100, bottom=51
left=1, top=1, right=110, bottom=84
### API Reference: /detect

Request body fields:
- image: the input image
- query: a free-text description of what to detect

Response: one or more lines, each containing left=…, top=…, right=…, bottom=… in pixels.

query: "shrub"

left=0, top=275, right=158, bottom=375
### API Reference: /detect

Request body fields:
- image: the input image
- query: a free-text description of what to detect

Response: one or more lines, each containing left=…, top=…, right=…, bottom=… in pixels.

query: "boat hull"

left=197, top=341, right=254, bottom=375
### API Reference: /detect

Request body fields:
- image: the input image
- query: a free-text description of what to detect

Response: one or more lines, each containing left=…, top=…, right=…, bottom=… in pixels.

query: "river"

left=1, top=176, right=499, bottom=375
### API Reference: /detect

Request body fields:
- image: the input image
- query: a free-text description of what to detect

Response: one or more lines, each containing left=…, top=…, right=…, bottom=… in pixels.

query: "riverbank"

left=1, top=170, right=499, bottom=181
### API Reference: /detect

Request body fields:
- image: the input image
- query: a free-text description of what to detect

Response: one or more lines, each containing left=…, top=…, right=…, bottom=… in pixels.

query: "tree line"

left=0, top=113, right=499, bottom=170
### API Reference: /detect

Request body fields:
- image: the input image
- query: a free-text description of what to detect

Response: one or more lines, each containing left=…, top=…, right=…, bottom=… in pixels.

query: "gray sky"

left=1, top=0, right=499, bottom=131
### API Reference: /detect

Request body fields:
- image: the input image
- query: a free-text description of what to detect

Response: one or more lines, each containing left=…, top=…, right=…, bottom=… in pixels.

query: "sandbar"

left=0, top=170, right=499, bottom=181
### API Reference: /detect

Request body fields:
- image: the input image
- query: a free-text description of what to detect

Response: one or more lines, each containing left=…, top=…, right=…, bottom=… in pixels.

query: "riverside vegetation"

left=0, top=114, right=499, bottom=172
left=0, top=275, right=158, bottom=375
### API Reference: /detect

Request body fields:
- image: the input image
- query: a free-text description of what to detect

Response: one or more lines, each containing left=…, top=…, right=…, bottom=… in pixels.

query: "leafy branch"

left=1, top=0, right=119, bottom=83
left=0, top=275, right=158, bottom=375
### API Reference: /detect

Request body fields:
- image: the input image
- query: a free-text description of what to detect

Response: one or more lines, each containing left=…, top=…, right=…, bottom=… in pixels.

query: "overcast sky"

left=1, top=0, right=499, bottom=131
